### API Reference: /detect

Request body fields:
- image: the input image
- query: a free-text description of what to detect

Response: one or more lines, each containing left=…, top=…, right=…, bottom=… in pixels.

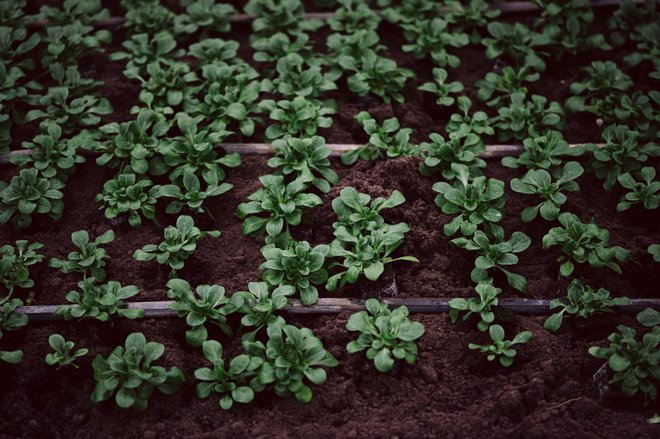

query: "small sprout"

left=45, top=334, right=88, bottom=369
left=544, top=280, right=629, bottom=332
left=0, top=169, right=65, bottom=228
left=402, top=18, right=468, bottom=68
left=56, top=279, right=144, bottom=322
left=49, top=229, right=115, bottom=282
left=1, top=240, right=44, bottom=303
left=234, top=282, right=294, bottom=342
left=446, top=96, right=493, bottom=138
left=91, top=332, right=184, bottom=411
left=491, top=92, right=564, bottom=142
left=649, top=244, right=660, bottom=262
left=346, top=299, right=425, bottom=372
left=449, top=280, right=500, bottom=331
left=418, top=67, right=464, bottom=107
left=501, top=130, right=584, bottom=174
left=157, top=170, right=232, bottom=216
left=95, top=173, right=158, bottom=227
left=418, top=132, right=486, bottom=180
left=261, top=97, right=336, bottom=141
left=469, top=324, right=533, bottom=367
left=616, top=167, right=659, bottom=212
left=268, top=136, right=338, bottom=193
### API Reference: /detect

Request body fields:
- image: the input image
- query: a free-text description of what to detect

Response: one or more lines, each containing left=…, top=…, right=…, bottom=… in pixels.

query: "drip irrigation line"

left=17, top=297, right=660, bottom=321
left=0, top=142, right=595, bottom=165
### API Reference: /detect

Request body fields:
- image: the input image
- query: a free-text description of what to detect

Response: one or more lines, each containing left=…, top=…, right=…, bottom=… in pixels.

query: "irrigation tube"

left=17, top=298, right=660, bottom=321
left=0, top=142, right=594, bottom=166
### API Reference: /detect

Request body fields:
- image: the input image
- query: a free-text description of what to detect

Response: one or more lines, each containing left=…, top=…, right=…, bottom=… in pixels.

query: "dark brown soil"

left=1, top=314, right=658, bottom=438
left=1, top=155, right=658, bottom=304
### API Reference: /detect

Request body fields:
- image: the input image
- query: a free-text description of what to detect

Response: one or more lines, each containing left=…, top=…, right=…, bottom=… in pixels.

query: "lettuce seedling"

left=0, top=299, right=28, bottom=338
left=510, top=161, right=584, bottom=221
left=45, top=333, right=88, bottom=369
left=134, top=215, right=220, bottom=278
left=608, top=0, right=657, bottom=46
left=10, top=122, right=86, bottom=180
left=37, top=0, right=109, bottom=25
left=597, top=91, right=659, bottom=140
left=617, top=167, right=660, bottom=212
left=542, top=212, right=630, bottom=276
left=483, top=22, right=549, bottom=69
left=476, top=61, right=540, bottom=107
left=446, top=96, right=494, bottom=138
left=243, top=319, right=338, bottom=403
left=380, top=0, right=438, bottom=24
left=328, top=0, right=380, bottom=33
left=49, top=229, right=115, bottom=282
left=195, top=340, right=261, bottom=410
left=588, top=125, right=659, bottom=190
left=501, top=130, right=584, bottom=173
left=237, top=175, right=322, bottom=243
left=157, top=170, right=232, bottom=216
left=0, top=62, right=30, bottom=154
left=188, top=38, right=240, bottom=65
left=96, top=108, right=170, bottom=175
left=92, top=332, right=184, bottom=410
left=451, top=228, right=531, bottom=292
left=261, top=97, right=336, bottom=140
left=110, top=31, right=183, bottom=79
left=340, top=50, right=415, bottom=103
left=234, top=282, right=294, bottom=342
left=189, top=63, right=270, bottom=137
left=540, top=10, right=610, bottom=60
left=166, top=278, right=241, bottom=347
left=419, top=132, right=485, bottom=179
left=622, top=21, right=660, bottom=69
left=565, top=61, right=633, bottom=114
left=418, top=67, right=464, bottom=107
left=0, top=169, right=65, bottom=228
left=245, top=0, right=322, bottom=38
left=433, top=163, right=505, bottom=237
left=326, top=30, right=384, bottom=70
left=41, top=21, right=111, bottom=67
left=444, top=0, right=500, bottom=44
left=331, top=187, right=403, bottom=234
left=492, top=92, right=564, bottom=141
left=0, top=240, right=44, bottom=303
left=122, top=0, right=175, bottom=35
left=252, top=32, right=316, bottom=65
left=342, top=111, right=418, bottom=165
left=173, top=0, right=235, bottom=35
left=268, top=136, right=338, bottom=193
left=261, top=241, right=329, bottom=305
left=0, top=23, right=39, bottom=70
left=134, top=61, right=198, bottom=113
left=449, top=280, right=500, bottom=331
left=56, top=278, right=144, bottom=322
left=26, top=87, right=113, bottom=134
left=95, top=173, right=158, bottom=227
left=402, top=18, right=468, bottom=68
left=272, top=53, right=339, bottom=98
left=346, top=299, right=424, bottom=372
left=589, top=312, right=659, bottom=404
left=544, top=279, right=629, bottom=332
left=469, top=324, right=533, bottom=367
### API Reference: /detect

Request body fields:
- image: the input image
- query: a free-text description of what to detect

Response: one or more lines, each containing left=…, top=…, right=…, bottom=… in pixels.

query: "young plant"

left=272, top=53, right=339, bottom=98
left=402, top=18, right=468, bottom=67
left=234, top=282, right=294, bottom=342
left=449, top=280, right=500, bottom=331
left=134, top=215, right=220, bottom=278
left=380, top=0, right=438, bottom=24
left=166, top=278, right=241, bottom=347
left=268, top=136, right=338, bottom=193
left=340, top=50, right=415, bottom=104
left=56, top=279, right=144, bottom=322
left=111, top=31, right=183, bottom=78
left=261, top=97, right=336, bottom=141
left=45, top=334, right=88, bottom=369
left=418, top=132, right=486, bottom=179
left=41, top=21, right=111, bottom=67
left=10, top=122, right=86, bottom=180
left=451, top=229, right=531, bottom=293
left=260, top=241, right=329, bottom=306
left=469, top=324, right=533, bottom=367
left=589, top=310, right=659, bottom=405
left=173, top=0, right=236, bottom=35
left=95, top=173, right=158, bottom=227
left=134, top=61, right=198, bottom=113
left=650, top=244, right=660, bottom=262
left=446, top=96, right=494, bottom=138
left=195, top=340, right=261, bottom=410
left=92, top=332, right=184, bottom=410
left=245, top=0, right=322, bottom=39
left=565, top=61, right=633, bottom=114
left=510, top=161, right=584, bottom=222
left=38, top=0, right=109, bottom=25
left=122, top=0, right=175, bottom=35
left=483, top=22, right=549, bottom=69
left=542, top=212, right=630, bottom=276
left=49, top=229, right=115, bottom=282
left=616, top=167, right=660, bottom=212
left=501, top=130, right=584, bottom=173
left=476, top=61, right=540, bottom=107
left=0, top=169, right=64, bottom=228
left=328, top=0, right=380, bottom=33
left=243, top=319, right=338, bottom=403
left=544, top=279, right=630, bottom=332
left=25, top=87, right=113, bottom=134
left=346, top=299, right=425, bottom=372
left=588, top=125, right=659, bottom=190
left=1, top=298, right=28, bottom=363
left=1, top=240, right=44, bottom=303
left=252, top=32, right=316, bottom=65
left=341, top=112, right=418, bottom=165
left=151, top=113, right=239, bottom=184
left=433, top=163, right=505, bottom=237
left=418, top=67, right=464, bottom=107
left=444, top=0, right=501, bottom=44
left=491, top=92, right=564, bottom=142
left=96, top=108, right=170, bottom=175
left=157, top=170, right=232, bottom=216
left=236, top=175, right=322, bottom=243
left=188, top=38, right=240, bottom=65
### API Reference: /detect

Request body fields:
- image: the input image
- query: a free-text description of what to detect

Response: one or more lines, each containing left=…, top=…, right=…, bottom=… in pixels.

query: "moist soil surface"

left=1, top=314, right=658, bottom=438
left=1, top=155, right=658, bottom=304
